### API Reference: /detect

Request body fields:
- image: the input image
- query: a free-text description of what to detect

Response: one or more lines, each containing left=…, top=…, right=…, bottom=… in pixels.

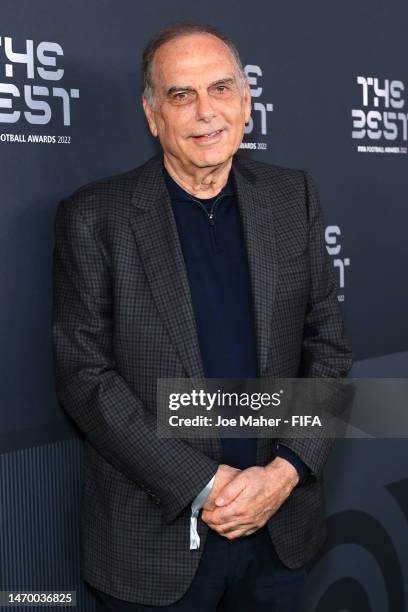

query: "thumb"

left=215, top=476, right=246, bottom=507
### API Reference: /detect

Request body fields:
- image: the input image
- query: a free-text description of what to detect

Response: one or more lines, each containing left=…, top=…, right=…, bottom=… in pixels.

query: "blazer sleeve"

left=51, top=197, right=218, bottom=524
left=277, top=171, right=353, bottom=479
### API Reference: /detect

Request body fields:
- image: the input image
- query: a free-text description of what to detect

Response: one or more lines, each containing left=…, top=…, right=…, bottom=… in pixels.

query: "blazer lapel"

left=231, top=156, right=278, bottom=376
left=129, top=152, right=205, bottom=379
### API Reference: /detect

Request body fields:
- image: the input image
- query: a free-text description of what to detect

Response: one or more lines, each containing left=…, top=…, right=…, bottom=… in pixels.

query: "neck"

left=163, top=153, right=232, bottom=199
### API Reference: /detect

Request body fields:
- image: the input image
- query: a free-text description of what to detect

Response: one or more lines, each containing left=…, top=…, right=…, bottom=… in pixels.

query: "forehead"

left=153, top=33, right=238, bottom=86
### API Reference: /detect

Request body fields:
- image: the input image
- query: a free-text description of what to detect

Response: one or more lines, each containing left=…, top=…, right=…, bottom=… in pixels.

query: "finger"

left=214, top=476, right=247, bottom=507
left=219, top=526, right=257, bottom=540
left=209, top=516, right=256, bottom=534
left=203, top=502, right=244, bottom=525
left=210, top=523, right=246, bottom=538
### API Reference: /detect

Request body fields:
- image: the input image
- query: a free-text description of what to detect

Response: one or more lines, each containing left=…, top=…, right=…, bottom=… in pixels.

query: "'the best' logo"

left=0, top=36, right=79, bottom=126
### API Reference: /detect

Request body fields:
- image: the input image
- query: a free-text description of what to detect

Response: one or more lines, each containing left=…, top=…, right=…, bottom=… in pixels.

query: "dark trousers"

left=93, top=526, right=307, bottom=612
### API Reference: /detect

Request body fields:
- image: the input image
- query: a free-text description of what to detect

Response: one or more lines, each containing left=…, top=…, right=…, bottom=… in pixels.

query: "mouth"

left=191, top=129, right=224, bottom=142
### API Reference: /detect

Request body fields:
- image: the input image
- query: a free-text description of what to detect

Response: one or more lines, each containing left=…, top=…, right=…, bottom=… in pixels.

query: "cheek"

left=165, top=115, right=191, bottom=142
left=224, top=105, right=246, bottom=127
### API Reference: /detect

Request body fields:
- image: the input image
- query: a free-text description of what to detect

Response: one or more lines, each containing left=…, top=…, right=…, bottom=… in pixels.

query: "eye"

left=169, top=90, right=196, bottom=105
left=209, top=84, right=234, bottom=98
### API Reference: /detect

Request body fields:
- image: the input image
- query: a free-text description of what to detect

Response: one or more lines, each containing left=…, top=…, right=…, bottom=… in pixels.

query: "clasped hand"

left=201, top=458, right=299, bottom=540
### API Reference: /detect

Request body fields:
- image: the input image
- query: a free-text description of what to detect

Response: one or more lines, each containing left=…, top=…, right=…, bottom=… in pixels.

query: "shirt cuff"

left=275, top=444, right=309, bottom=486
left=192, top=475, right=216, bottom=511
left=190, top=475, right=216, bottom=550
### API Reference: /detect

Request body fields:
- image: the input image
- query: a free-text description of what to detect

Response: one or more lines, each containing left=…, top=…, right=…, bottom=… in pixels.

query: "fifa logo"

left=0, top=36, right=79, bottom=126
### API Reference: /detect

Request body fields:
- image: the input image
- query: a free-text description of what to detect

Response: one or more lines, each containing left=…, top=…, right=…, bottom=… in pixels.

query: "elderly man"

left=52, top=20, right=352, bottom=612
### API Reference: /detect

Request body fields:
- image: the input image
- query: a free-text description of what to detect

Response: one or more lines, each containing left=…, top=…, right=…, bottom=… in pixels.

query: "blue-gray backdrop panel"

left=1, top=1, right=407, bottom=610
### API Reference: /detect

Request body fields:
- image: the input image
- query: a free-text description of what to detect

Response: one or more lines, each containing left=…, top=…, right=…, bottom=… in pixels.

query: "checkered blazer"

left=52, top=150, right=352, bottom=605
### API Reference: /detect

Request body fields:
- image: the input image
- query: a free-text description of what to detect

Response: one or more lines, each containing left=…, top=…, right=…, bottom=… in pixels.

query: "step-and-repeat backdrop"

left=1, top=0, right=407, bottom=610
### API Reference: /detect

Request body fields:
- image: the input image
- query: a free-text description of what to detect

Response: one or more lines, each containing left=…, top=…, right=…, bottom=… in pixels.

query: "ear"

left=243, top=80, right=251, bottom=124
left=142, top=95, right=158, bottom=138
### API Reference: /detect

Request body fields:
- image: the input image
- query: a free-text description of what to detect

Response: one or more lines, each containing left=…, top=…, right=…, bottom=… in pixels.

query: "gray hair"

left=142, top=20, right=247, bottom=109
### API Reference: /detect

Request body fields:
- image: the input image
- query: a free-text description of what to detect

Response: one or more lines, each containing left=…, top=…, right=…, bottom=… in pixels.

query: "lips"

left=191, top=129, right=224, bottom=141
left=193, top=129, right=222, bottom=138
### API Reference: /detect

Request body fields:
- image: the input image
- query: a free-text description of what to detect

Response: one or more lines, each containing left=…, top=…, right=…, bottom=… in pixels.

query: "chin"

left=193, top=149, right=232, bottom=168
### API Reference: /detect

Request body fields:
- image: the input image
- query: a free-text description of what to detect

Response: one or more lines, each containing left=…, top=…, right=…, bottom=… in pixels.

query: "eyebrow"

left=166, top=76, right=236, bottom=97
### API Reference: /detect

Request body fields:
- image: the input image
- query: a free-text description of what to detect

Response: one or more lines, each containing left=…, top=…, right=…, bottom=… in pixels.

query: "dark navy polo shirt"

left=162, top=162, right=308, bottom=482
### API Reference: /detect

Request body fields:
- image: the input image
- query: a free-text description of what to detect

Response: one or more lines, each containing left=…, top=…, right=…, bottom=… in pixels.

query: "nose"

left=195, top=91, right=217, bottom=122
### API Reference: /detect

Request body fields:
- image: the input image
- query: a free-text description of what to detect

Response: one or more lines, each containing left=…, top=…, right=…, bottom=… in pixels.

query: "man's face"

left=142, top=33, right=251, bottom=170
